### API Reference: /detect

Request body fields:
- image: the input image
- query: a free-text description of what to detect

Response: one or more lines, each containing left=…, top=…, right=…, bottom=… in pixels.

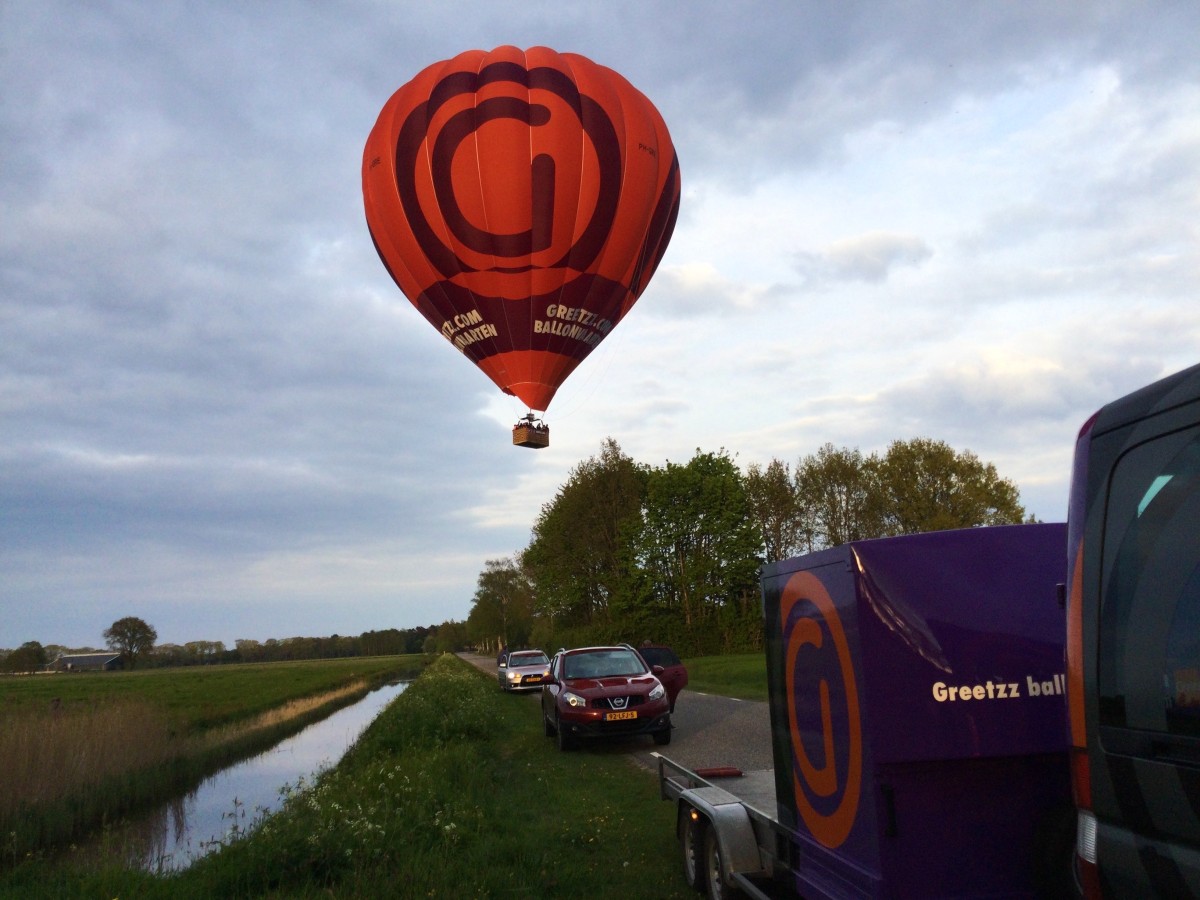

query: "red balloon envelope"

left=363, top=46, right=680, bottom=413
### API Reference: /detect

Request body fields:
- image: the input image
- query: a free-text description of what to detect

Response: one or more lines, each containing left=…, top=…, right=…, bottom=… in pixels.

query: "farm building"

left=50, top=652, right=124, bottom=672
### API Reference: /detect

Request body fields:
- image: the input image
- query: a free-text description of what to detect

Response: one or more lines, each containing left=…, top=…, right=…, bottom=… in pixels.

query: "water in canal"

left=83, top=680, right=407, bottom=873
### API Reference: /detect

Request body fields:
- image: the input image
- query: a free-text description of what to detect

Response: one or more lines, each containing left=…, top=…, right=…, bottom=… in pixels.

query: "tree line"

left=1, top=436, right=1031, bottom=672
left=1, top=623, right=454, bottom=673
left=464, top=437, right=1032, bottom=658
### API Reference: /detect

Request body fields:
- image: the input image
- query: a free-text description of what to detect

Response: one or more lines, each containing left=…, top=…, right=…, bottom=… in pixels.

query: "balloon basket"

left=513, top=416, right=550, bottom=449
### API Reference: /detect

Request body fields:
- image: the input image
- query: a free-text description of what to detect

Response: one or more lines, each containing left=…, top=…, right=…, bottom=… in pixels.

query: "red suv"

left=542, top=646, right=672, bottom=751
left=634, top=644, right=688, bottom=712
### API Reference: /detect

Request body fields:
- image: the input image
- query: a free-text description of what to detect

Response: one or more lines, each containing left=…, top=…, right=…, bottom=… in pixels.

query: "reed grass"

left=0, top=699, right=174, bottom=823
left=0, top=656, right=428, bottom=862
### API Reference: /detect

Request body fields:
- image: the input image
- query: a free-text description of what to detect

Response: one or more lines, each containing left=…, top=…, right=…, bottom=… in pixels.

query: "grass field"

left=1, top=655, right=694, bottom=898
left=684, top=651, right=769, bottom=701
left=0, top=656, right=423, bottom=732
left=0, top=655, right=429, bottom=863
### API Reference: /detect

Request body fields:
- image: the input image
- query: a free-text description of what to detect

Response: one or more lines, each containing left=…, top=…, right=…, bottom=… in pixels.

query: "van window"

left=1098, top=426, right=1200, bottom=735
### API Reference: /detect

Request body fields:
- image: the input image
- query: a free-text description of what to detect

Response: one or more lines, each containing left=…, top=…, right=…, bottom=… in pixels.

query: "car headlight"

left=507, top=670, right=521, bottom=681
left=562, top=691, right=588, bottom=708
left=649, top=683, right=665, bottom=701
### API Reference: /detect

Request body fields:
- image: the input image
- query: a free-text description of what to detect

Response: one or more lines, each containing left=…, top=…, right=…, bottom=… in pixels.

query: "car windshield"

left=563, top=650, right=646, bottom=679
left=510, top=653, right=548, bottom=667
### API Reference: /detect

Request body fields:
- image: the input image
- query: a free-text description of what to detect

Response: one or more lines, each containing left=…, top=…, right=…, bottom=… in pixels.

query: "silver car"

left=499, top=649, right=551, bottom=692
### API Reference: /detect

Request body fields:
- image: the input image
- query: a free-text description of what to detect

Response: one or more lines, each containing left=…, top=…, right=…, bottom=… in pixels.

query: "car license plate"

left=524, top=675, right=541, bottom=682
left=605, top=710, right=637, bottom=721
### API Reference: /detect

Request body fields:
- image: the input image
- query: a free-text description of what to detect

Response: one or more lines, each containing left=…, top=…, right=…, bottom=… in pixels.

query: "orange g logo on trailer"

left=781, top=571, right=863, bottom=849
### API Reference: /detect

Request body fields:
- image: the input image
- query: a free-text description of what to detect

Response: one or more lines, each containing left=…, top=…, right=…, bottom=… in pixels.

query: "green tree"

left=2, top=641, right=47, bottom=673
left=466, top=557, right=535, bottom=652
left=103, top=616, right=157, bottom=669
left=523, top=438, right=646, bottom=628
left=431, top=620, right=468, bottom=653
left=872, top=437, right=1026, bottom=535
left=622, top=449, right=761, bottom=627
left=794, top=443, right=882, bottom=549
left=744, top=458, right=808, bottom=562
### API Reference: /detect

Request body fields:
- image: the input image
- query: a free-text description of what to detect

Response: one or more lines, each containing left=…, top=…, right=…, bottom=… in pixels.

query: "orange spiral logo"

left=781, top=571, right=863, bottom=849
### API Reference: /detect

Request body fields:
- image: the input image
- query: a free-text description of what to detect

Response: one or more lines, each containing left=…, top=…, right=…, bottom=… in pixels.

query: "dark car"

left=541, top=645, right=672, bottom=751
left=634, top=644, right=688, bottom=712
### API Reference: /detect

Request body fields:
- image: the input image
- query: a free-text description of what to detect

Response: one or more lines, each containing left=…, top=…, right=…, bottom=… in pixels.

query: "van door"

left=1089, top=410, right=1200, bottom=895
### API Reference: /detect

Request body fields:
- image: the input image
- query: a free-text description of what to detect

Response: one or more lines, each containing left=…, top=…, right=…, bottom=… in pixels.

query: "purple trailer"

left=656, top=524, right=1074, bottom=899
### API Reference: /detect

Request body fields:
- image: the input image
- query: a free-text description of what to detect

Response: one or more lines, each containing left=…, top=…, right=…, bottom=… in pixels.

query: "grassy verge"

left=684, top=652, right=769, bottom=701
left=0, top=655, right=429, bottom=862
left=1, top=655, right=693, bottom=899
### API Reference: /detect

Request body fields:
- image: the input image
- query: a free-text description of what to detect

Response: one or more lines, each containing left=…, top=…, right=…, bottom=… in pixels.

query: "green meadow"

left=0, top=655, right=428, bottom=862
left=2, top=654, right=696, bottom=898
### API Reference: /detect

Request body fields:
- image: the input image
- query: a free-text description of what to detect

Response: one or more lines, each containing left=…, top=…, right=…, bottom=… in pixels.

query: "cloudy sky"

left=3, top=2, right=1198, bottom=650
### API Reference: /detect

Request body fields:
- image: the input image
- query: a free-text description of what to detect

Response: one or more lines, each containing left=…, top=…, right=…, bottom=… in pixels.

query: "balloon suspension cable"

left=512, top=411, right=550, bottom=449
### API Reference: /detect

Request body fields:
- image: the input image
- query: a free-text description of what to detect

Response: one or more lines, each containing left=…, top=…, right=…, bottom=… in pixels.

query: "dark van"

left=1066, top=361, right=1200, bottom=897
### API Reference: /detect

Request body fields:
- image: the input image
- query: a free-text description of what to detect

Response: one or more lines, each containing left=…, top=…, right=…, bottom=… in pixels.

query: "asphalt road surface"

left=457, top=652, right=774, bottom=775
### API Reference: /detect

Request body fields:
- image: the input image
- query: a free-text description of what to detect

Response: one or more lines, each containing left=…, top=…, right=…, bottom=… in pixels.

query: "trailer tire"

left=681, top=808, right=706, bottom=892
left=704, top=821, right=743, bottom=899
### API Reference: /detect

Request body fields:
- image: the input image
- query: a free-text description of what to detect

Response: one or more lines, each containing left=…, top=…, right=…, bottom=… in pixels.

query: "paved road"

left=457, top=652, right=774, bottom=775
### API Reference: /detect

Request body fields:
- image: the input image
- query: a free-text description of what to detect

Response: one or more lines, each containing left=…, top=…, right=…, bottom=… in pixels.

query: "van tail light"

left=1075, top=807, right=1102, bottom=899
left=1071, top=746, right=1102, bottom=898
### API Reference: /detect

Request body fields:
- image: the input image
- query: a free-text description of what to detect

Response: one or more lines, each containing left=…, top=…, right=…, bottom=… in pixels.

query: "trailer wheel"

left=704, top=823, right=743, bottom=900
left=681, top=808, right=706, bottom=892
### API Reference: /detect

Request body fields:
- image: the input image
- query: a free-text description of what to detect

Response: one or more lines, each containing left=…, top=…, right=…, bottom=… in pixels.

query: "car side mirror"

left=544, top=673, right=557, bottom=685
left=652, top=664, right=665, bottom=675
left=498, top=661, right=507, bottom=668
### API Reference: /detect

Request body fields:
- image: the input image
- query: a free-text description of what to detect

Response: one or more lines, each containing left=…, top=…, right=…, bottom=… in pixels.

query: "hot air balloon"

left=362, top=46, right=680, bottom=448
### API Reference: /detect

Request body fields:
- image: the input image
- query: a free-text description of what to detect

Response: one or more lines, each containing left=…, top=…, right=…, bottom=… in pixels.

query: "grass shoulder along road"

left=684, top=651, right=769, bottom=702
left=1, top=654, right=694, bottom=899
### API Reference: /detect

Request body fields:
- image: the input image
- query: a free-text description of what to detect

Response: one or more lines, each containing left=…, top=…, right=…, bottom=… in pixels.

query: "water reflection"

left=88, top=681, right=407, bottom=873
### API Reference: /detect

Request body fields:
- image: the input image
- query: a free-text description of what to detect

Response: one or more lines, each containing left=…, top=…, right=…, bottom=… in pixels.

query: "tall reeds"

left=0, top=699, right=175, bottom=823
left=0, top=679, right=374, bottom=862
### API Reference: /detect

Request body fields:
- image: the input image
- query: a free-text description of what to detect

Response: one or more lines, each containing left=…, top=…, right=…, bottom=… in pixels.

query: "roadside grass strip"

left=684, top=652, right=769, bottom=701
left=1, top=654, right=691, bottom=899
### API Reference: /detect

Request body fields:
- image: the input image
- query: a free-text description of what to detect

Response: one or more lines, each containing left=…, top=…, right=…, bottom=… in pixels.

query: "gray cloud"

left=3, top=0, right=1198, bottom=647
left=794, top=232, right=933, bottom=286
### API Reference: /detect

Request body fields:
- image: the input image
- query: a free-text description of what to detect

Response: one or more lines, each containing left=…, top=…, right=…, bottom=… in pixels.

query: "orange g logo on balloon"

left=363, top=46, right=681, bottom=443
